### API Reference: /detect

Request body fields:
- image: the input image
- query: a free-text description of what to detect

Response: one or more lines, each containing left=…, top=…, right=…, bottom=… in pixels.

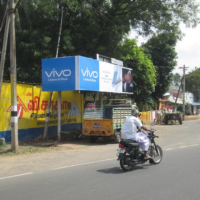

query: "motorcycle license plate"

left=118, top=149, right=125, bottom=154
left=117, top=149, right=125, bottom=160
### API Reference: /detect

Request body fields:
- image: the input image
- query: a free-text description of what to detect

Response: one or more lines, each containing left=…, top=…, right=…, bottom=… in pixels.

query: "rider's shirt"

left=121, top=116, right=142, bottom=139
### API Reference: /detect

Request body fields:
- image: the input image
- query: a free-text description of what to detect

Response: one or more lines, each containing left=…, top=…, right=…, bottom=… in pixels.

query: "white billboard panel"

left=99, top=61, right=122, bottom=93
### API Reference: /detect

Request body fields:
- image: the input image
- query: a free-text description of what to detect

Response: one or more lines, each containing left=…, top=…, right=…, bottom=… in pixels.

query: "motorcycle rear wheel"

left=149, top=145, right=163, bottom=164
left=120, top=154, right=135, bottom=171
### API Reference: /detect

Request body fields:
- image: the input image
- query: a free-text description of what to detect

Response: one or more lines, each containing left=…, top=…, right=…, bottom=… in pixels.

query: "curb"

left=184, top=115, right=200, bottom=120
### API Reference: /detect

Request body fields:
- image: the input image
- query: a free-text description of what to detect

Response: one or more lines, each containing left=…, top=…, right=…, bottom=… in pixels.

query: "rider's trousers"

left=130, top=132, right=150, bottom=151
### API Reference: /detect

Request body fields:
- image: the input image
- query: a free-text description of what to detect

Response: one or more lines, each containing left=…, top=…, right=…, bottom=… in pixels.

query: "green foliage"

left=172, top=73, right=182, bottom=85
left=185, top=68, right=200, bottom=101
left=115, top=38, right=156, bottom=102
left=142, top=33, right=178, bottom=99
left=185, top=102, right=190, bottom=109
left=1, top=0, right=199, bottom=87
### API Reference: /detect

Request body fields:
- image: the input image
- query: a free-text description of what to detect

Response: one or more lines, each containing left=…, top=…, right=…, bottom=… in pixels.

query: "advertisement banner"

left=42, top=56, right=76, bottom=91
left=122, top=67, right=134, bottom=93
left=99, top=61, right=122, bottom=93
left=0, top=83, right=83, bottom=136
left=99, top=61, right=133, bottom=94
left=41, top=55, right=133, bottom=94
left=79, top=56, right=99, bottom=91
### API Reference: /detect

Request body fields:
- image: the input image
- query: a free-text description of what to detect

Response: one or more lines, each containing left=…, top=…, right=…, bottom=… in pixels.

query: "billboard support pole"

left=43, top=2, right=63, bottom=142
left=99, top=93, right=103, bottom=109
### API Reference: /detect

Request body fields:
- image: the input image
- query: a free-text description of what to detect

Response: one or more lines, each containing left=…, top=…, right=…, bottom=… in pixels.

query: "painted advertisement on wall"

left=42, top=56, right=76, bottom=91
left=0, top=82, right=83, bottom=141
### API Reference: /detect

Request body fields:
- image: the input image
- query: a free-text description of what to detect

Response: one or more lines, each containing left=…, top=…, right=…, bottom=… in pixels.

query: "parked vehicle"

left=117, top=130, right=163, bottom=171
left=164, top=112, right=183, bottom=125
left=83, top=99, right=138, bottom=143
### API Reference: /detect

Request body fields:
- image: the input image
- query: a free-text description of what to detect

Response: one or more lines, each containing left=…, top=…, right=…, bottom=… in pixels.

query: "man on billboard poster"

left=122, top=70, right=133, bottom=93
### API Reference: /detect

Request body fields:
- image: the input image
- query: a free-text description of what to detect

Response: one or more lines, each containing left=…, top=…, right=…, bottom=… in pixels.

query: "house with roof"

left=158, top=85, right=200, bottom=115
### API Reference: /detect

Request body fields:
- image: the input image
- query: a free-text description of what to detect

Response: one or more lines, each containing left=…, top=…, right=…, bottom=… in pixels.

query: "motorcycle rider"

left=121, top=108, right=153, bottom=160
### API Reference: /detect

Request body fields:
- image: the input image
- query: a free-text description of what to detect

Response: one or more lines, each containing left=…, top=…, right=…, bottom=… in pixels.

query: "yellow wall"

left=0, top=82, right=83, bottom=132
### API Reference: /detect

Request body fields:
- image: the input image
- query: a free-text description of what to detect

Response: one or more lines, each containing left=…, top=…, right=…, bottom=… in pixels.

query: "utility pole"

left=56, top=3, right=63, bottom=142
left=174, top=77, right=183, bottom=112
left=179, top=65, right=189, bottom=120
left=10, top=0, right=18, bottom=152
left=0, top=11, right=10, bottom=98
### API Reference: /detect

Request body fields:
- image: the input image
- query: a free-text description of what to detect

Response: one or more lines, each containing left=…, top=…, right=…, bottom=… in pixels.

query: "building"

left=159, top=85, right=200, bottom=114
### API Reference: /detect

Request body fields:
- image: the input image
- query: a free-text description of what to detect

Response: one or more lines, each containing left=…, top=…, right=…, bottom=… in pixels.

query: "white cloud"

left=130, top=23, right=200, bottom=76
left=174, top=24, right=200, bottom=75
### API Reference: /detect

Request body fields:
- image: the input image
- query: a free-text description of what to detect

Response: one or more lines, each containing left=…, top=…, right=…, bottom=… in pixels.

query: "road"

left=0, top=120, right=200, bottom=200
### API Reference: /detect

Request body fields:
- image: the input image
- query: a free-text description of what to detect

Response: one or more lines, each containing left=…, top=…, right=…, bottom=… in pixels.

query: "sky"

left=130, top=23, right=200, bottom=76
left=174, top=24, right=200, bottom=75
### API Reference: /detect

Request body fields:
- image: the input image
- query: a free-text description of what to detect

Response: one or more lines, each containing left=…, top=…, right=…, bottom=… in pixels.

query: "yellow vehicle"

left=83, top=99, right=137, bottom=142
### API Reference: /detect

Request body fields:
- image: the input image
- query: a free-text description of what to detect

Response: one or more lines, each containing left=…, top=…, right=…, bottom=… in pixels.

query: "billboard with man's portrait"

left=122, top=68, right=133, bottom=93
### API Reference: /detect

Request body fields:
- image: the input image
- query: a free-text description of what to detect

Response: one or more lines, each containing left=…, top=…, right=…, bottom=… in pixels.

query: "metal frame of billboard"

left=96, top=54, right=123, bottom=66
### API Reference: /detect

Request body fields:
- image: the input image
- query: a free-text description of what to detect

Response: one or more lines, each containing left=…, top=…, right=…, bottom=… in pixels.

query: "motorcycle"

left=117, top=130, right=163, bottom=171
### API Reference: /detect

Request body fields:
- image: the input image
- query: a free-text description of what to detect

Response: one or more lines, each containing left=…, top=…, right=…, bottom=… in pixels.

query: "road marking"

left=166, top=144, right=199, bottom=151
left=179, top=146, right=187, bottom=148
left=190, top=144, right=199, bottom=147
left=0, top=172, right=34, bottom=180
left=53, top=158, right=116, bottom=170
left=166, top=148, right=174, bottom=150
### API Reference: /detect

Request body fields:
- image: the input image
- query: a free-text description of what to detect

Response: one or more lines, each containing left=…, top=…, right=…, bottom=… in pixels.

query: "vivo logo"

left=81, top=68, right=98, bottom=78
left=45, top=69, right=71, bottom=77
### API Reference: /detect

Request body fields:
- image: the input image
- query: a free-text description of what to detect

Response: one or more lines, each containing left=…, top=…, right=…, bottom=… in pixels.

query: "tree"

left=115, top=38, right=156, bottom=103
left=1, top=0, right=199, bottom=83
left=142, top=33, right=178, bottom=99
left=172, top=73, right=182, bottom=85
left=185, top=68, right=200, bottom=101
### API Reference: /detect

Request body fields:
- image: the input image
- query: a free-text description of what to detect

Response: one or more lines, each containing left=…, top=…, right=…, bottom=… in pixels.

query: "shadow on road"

left=97, top=166, right=147, bottom=174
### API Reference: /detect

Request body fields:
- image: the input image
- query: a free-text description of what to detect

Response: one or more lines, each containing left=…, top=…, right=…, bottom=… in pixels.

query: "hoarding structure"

left=42, top=55, right=133, bottom=94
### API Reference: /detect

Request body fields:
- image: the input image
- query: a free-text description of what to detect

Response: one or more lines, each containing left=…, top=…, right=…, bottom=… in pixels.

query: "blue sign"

left=79, top=56, right=99, bottom=91
left=42, top=57, right=76, bottom=91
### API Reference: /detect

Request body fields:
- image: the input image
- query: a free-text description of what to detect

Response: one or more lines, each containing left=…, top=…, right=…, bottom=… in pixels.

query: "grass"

left=0, top=143, right=56, bottom=156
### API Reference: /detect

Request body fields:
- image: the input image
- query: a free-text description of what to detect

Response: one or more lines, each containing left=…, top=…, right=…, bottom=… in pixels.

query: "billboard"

left=99, top=61, right=133, bottom=94
left=42, top=56, right=76, bottom=91
left=122, top=67, right=134, bottom=93
left=99, top=61, right=122, bottom=93
left=42, top=56, right=133, bottom=94
left=78, top=56, right=99, bottom=91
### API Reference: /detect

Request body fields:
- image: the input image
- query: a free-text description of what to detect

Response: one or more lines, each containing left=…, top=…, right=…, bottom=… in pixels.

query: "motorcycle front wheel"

left=120, top=154, right=135, bottom=171
left=149, top=145, right=163, bottom=164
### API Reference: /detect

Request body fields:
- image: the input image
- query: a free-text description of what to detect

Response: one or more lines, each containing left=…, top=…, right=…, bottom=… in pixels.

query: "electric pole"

left=0, top=2, right=10, bottom=98
left=10, top=0, right=18, bottom=152
left=179, top=65, right=189, bottom=120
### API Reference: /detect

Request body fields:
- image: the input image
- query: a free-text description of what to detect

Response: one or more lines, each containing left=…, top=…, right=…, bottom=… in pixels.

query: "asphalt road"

left=0, top=120, right=200, bottom=200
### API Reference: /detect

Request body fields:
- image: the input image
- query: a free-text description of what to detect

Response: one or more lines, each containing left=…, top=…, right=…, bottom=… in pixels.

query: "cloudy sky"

left=174, top=24, right=200, bottom=75
left=130, top=23, right=200, bottom=76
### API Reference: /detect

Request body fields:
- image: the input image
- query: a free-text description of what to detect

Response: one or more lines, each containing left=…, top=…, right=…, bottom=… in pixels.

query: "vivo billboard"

left=99, top=61, right=133, bottom=94
left=42, top=56, right=133, bottom=94
left=42, top=57, right=76, bottom=91
left=78, top=56, right=99, bottom=91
